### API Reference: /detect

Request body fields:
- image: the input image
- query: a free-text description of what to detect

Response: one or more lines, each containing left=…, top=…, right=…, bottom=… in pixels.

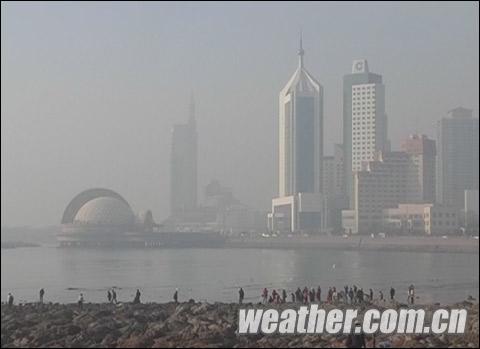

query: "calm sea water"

left=1, top=246, right=478, bottom=305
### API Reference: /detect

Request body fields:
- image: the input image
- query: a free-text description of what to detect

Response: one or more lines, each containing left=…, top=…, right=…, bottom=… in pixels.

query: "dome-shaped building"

left=74, top=197, right=135, bottom=226
left=59, top=188, right=149, bottom=247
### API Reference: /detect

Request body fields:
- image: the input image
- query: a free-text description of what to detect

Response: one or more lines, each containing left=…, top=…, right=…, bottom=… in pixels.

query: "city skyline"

left=2, top=2, right=479, bottom=226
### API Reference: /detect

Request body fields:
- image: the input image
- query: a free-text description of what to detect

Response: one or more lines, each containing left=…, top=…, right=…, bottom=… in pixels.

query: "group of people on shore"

left=6, top=283, right=416, bottom=308
left=5, top=286, right=181, bottom=309
left=237, top=284, right=416, bottom=305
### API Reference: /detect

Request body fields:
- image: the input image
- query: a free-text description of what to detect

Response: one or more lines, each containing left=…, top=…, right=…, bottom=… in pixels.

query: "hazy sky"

left=2, top=1, right=478, bottom=226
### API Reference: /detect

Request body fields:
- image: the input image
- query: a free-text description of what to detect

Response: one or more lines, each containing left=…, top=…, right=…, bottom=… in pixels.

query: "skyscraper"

left=278, top=36, right=324, bottom=197
left=436, top=107, right=479, bottom=208
left=269, top=37, right=325, bottom=234
left=170, top=95, right=198, bottom=214
left=343, top=60, right=388, bottom=207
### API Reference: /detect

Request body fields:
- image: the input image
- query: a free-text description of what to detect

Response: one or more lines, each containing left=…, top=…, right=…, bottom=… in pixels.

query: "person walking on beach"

left=107, top=290, right=112, bottom=303
left=238, top=288, right=244, bottom=304
left=174, top=288, right=179, bottom=304
left=39, top=288, right=45, bottom=304
left=111, top=289, right=117, bottom=304
left=390, top=287, right=395, bottom=301
left=7, top=293, right=14, bottom=307
left=379, top=290, right=384, bottom=302
left=316, top=286, right=321, bottom=303
left=281, top=289, right=287, bottom=303
left=77, top=293, right=84, bottom=310
left=290, top=292, right=295, bottom=303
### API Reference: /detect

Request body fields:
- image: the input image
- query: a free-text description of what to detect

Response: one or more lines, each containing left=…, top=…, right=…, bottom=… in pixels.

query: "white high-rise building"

left=269, top=37, right=325, bottom=234
left=343, top=60, right=388, bottom=207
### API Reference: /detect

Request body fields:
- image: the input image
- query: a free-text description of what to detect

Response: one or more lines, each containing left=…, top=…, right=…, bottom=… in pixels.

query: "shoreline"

left=2, top=300, right=478, bottom=348
left=226, top=235, right=480, bottom=254
left=2, top=236, right=479, bottom=254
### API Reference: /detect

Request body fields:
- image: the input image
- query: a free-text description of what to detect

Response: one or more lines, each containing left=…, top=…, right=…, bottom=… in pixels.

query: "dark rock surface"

left=1, top=301, right=478, bottom=348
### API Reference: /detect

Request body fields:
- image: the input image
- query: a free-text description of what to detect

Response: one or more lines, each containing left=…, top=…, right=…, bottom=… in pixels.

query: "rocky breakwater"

left=1, top=300, right=479, bottom=348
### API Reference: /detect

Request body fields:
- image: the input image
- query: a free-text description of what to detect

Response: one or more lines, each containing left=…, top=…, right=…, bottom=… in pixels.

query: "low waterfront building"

left=382, top=204, right=459, bottom=235
left=269, top=193, right=326, bottom=234
left=342, top=145, right=450, bottom=235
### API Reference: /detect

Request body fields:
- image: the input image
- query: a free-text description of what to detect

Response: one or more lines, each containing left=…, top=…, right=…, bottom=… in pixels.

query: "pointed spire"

left=298, top=30, right=304, bottom=68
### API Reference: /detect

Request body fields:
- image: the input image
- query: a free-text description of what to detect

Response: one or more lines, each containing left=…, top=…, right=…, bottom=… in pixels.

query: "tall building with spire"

left=278, top=35, right=324, bottom=196
left=170, top=95, right=198, bottom=215
left=268, top=37, right=325, bottom=234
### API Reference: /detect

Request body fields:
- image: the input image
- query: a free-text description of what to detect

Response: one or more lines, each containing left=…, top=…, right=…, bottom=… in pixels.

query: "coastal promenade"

left=226, top=235, right=480, bottom=253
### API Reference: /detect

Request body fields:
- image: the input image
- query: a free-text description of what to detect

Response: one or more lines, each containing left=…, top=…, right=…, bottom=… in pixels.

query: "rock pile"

left=1, top=300, right=478, bottom=347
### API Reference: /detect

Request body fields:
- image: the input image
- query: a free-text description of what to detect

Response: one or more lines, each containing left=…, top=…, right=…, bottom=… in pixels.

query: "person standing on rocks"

left=77, top=293, right=84, bottom=310
left=390, top=287, right=395, bottom=301
left=358, top=288, right=364, bottom=303
left=332, top=287, right=338, bottom=304
left=174, top=288, right=179, bottom=304
left=133, top=289, right=141, bottom=304
left=271, top=289, right=278, bottom=303
left=302, top=287, right=309, bottom=304
left=345, top=321, right=366, bottom=348
left=7, top=293, right=14, bottom=307
left=107, top=290, right=112, bottom=303
left=327, top=287, right=332, bottom=303
left=262, top=288, right=268, bottom=304
left=379, top=290, right=384, bottom=302
left=408, top=284, right=415, bottom=304
left=112, top=289, right=117, bottom=304
left=39, top=288, right=45, bottom=304
left=295, top=287, right=302, bottom=303
left=238, top=288, right=244, bottom=304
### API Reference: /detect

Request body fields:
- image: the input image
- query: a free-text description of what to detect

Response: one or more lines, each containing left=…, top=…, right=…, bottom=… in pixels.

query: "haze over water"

left=2, top=246, right=478, bottom=305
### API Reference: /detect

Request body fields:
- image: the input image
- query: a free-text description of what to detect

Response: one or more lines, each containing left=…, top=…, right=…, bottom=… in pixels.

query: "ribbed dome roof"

left=74, top=197, right=134, bottom=226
